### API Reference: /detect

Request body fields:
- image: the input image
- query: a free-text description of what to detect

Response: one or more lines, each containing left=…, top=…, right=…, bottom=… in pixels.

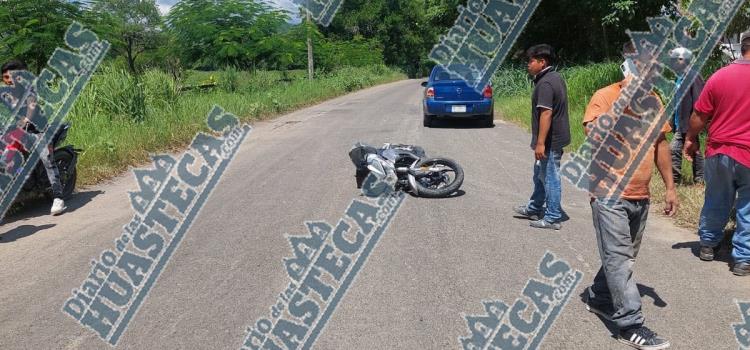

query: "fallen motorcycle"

left=348, top=142, right=464, bottom=198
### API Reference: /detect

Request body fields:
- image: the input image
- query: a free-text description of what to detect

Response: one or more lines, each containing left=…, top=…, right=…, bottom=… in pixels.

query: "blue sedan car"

left=422, top=65, right=494, bottom=128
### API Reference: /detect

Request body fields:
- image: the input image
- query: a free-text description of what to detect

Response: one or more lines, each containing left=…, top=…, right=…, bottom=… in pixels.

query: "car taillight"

left=483, top=85, right=493, bottom=98
left=426, top=87, right=435, bottom=98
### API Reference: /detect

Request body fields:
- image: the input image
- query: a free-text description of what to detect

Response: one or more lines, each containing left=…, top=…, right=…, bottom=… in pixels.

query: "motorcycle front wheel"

left=411, top=158, right=464, bottom=198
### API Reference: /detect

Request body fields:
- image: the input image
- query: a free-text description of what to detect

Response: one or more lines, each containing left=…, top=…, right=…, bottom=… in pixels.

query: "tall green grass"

left=66, top=64, right=405, bottom=185
left=493, top=62, right=622, bottom=151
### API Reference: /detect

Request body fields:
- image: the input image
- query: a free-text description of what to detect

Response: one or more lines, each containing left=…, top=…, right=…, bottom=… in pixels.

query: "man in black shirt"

left=513, top=44, right=571, bottom=230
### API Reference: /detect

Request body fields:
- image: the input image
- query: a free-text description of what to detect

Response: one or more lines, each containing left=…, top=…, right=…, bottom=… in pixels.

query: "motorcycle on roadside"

left=1, top=122, right=80, bottom=204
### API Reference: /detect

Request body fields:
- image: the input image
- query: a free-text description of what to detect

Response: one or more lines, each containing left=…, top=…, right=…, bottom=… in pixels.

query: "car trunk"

left=432, top=80, right=483, bottom=101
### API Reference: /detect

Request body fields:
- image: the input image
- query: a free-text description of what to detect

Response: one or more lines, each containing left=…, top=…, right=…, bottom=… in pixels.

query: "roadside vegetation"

left=0, top=0, right=409, bottom=188
left=67, top=64, right=404, bottom=185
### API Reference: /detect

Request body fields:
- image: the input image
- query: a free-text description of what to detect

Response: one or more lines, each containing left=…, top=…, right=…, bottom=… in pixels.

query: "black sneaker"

left=734, top=262, right=750, bottom=276
left=618, top=326, right=670, bottom=349
left=699, top=246, right=715, bottom=261
left=513, top=205, right=541, bottom=220
left=583, top=289, right=615, bottom=320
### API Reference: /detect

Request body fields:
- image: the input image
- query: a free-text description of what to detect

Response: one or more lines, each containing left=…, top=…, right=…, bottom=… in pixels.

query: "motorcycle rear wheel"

left=411, top=158, right=464, bottom=198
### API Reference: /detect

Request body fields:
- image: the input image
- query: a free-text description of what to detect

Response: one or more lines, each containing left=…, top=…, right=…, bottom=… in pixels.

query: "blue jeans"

left=699, top=154, right=750, bottom=263
left=527, top=149, right=563, bottom=223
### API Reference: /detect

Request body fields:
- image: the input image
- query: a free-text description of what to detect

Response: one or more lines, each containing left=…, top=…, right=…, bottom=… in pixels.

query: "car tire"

left=483, top=113, right=495, bottom=128
left=423, top=114, right=433, bottom=128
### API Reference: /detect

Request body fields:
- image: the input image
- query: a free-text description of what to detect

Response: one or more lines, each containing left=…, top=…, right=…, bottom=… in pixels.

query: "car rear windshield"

left=433, top=66, right=478, bottom=82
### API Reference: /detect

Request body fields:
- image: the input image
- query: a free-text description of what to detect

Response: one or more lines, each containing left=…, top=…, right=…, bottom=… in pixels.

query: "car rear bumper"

left=424, top=99, right=493, bottom=116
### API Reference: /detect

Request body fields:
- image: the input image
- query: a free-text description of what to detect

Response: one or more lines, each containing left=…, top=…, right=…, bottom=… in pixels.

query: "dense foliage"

left=325, top=0, right=750, bottom=72
left=0, top=0, right=747, bottom=75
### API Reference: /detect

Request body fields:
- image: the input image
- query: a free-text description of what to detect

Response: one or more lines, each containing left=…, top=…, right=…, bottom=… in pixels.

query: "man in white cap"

left=669, top=47, right=705, bottom=185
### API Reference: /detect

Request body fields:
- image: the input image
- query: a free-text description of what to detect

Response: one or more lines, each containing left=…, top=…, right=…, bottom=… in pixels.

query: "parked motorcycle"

left=2, top=122, right=79, bottom=200
left=348, top=142, right=464, bottom=198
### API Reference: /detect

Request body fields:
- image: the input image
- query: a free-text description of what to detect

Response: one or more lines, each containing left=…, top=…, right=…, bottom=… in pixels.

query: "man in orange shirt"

left=580, top=44, right=677, bottom=350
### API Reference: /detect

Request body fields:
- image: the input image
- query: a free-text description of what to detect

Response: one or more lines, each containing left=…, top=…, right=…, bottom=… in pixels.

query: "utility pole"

left=306, top=8, right=314, bottom=80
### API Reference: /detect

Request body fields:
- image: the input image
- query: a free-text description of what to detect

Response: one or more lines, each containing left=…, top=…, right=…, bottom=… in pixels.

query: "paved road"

left=1, top=80, right=748, bottom=349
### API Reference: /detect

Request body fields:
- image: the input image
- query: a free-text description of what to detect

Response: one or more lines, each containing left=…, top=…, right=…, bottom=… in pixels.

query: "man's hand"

left=683, top=137, right=699, bottom=162
left=684, top=110, right=709, bottom=162
left=664, top=187, right=678, bottom=217
left=534, top=143, right=547, bottom=160
left=655, top=131, right=677, bottom=216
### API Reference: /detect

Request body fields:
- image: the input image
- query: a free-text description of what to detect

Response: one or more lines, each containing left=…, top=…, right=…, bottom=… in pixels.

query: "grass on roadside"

left=67, top=64, right=406, bottom=186
left=492, top=63, right=623, bottom=153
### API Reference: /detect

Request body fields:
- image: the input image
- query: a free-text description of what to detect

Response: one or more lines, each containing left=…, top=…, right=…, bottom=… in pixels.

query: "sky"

left=156, top=0, right=300, bottom=15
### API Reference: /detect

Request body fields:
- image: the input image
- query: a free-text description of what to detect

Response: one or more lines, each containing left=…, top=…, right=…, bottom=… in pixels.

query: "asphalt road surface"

left=1, top=80, right=748, bottom=350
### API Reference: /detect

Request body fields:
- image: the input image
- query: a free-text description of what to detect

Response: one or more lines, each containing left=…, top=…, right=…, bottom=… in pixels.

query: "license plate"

left=451, top=105, right=467, bottom=113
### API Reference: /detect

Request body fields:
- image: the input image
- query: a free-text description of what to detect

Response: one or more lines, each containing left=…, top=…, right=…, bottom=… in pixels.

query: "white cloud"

left=156, top=0, right=178, bottom=15
left=157, top=4, right=172, bottom=15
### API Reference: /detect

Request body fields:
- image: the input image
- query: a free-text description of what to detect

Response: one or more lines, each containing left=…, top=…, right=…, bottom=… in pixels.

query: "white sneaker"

left=51, top=198, right=66, bottom=215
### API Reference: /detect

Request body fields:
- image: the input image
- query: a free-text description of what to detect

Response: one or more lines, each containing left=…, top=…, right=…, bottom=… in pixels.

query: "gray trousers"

left=40, top=143, right=63, bottom=199
left=587, top=198, right=650, bottom=330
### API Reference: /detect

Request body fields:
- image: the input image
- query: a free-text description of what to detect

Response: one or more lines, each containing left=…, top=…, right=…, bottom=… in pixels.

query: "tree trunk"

left=126, top=37, right=137, bottom=76
left=307, top=11, right=314, bottom=80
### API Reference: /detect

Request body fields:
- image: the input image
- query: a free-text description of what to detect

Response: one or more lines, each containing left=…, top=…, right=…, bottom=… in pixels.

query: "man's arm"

left=684, top=110, right=710, bottom=161
left=535, top=108, right=552, bottom=160
left=655, top=132, right=678, bottom=216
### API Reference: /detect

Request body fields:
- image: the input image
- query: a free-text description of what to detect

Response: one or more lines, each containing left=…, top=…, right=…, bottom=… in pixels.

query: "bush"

left=220, top=66, right=241, bottom=93
left=142, top=69, right=179, bottom=107
left=316, top=38, right=384, bottom=71
left=492, top=66, right=533, bottom=97
left=76, top=63, right=146, bottom=122
left=245, top=70, right=283, bottom=93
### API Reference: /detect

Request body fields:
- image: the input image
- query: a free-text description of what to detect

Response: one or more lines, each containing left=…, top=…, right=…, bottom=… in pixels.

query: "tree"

left=0, top=0, right=86, bottom=71
left=90, top=0, right=162, bottom=75
left=726, top=1, right=750, bottom=36
left=324, top=0, right=439, bottom=77
left=513, top=0, right=673, bottom=63
left=166, top=0, right=289, bottom=70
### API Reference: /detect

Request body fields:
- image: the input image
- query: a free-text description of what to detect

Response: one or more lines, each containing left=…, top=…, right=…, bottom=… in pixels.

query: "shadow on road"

left=672, top=239, right=734, bottom=268
left=0, top=224, right=56, bottom=243
left=511, top=211, right=571, bottom=223
left=638, top=283, right=667, bottom=308
left=427, top=118, right=495, bottom=129
left=2, top=190, right=103, bottom=225
left=578, top=283, right=668, bottom=337
left=407, top=189, right=467, bottom=199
